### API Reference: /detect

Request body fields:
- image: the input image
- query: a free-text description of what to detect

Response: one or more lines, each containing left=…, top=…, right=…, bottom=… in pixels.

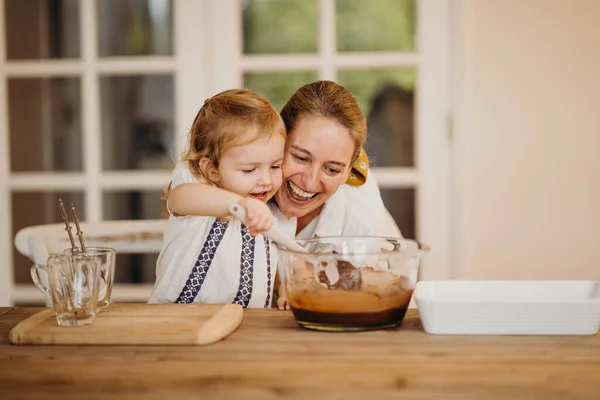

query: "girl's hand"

left=238, top=197, right=273, bottom=236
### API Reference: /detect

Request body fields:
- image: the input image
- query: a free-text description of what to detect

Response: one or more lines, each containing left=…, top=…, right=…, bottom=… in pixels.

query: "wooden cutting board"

left=9, top=303, right=243, bottom=346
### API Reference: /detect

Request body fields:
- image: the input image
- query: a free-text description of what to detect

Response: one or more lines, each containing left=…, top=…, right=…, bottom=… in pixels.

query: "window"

left=0, top=0, right=450, bottom=305
left=0, top=0, right=205, bottom=305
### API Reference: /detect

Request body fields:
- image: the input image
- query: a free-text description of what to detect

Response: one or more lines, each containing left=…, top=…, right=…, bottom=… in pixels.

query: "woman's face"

left=275, top=114, right=355, bottom=220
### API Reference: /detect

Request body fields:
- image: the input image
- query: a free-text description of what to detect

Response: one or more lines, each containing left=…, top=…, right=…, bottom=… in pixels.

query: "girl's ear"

left=198, top=157, right=221, bottom=185
left=198, top=157, right=213, bottom=171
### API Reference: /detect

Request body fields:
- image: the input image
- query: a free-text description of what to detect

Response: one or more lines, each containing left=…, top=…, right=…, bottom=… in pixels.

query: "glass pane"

left=244, top=71, right=319, bottom=112
left=113, top=253, right=158, bottom=285
left=100, top=75, right=174, bottom=171
left=8, top=77, right=83, bottom=172
left=97, top=0, right=173, bottom=57
left=12, top=191, right=85, bottom=284
left=338, top=68, right=415, bottom=167
left=242, top=0, right=318, bottom=54
left=380, top=188, right=415, bottom=239
left=4, top=0, right=80, bottom=60
left=103, top=191, right=163, bottom=284
left=103, top=191, right=165, bottom=220
left=336, top=0, right=416, bottom=52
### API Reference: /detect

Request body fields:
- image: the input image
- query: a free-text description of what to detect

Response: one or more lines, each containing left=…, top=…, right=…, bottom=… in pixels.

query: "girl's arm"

left=168, top=183, right=273, bottom=235
left=168, top=183, right=242, bottom=217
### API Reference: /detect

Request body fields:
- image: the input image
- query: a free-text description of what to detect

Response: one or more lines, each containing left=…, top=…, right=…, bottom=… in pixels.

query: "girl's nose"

left=257, top=171, right=271, bottom=187
left=257, top=179, right=270, bottom=187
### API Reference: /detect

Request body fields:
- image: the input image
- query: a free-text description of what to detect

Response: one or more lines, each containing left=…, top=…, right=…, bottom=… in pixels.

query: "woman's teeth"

left=288, top=181, right=316, bottom=200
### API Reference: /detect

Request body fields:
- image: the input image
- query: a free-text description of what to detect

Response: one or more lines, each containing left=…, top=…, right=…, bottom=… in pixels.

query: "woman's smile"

left=286, top=180, right=318, bottom=202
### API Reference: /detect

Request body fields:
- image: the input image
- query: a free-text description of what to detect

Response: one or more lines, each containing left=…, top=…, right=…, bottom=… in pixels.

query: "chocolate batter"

left=287, top=257, right=413, bottom=331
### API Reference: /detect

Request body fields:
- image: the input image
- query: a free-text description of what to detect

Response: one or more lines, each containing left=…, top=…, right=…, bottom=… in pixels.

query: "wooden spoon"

left=227, top=203, right=341, bottom=285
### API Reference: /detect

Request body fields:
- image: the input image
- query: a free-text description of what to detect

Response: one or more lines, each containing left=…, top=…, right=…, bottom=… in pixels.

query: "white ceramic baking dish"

left=414, top=280, right=600, bottom=335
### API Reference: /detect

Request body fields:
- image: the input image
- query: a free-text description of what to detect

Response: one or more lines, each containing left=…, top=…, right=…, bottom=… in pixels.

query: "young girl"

left=148, top=88, right=287, bottom=308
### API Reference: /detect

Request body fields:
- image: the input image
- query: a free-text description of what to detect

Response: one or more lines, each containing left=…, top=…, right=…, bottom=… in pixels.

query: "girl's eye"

left=271, top=165, right=282, bottom=170
left=242, top=168, right=255, bottom=174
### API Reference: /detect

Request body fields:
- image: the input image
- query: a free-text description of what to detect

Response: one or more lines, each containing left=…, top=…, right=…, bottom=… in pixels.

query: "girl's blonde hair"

left=165, top=88, right=285, bottom=201
left=280, top=80, right=367, bottom=164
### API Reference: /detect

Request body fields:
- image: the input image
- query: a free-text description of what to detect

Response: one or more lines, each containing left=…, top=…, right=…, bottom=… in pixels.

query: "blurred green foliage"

left=336, top=0, right=416, bottom=52
left=244, top=71, right=319, bottom=112
left=242, top=0, right=416, bottom=114
left=338, top=67, right=416, bottom=114
left=243, top=0, right=318, bottom=54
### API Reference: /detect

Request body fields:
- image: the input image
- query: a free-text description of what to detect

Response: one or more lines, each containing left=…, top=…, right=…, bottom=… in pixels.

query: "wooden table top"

left=1, top=306, right=599, bottom=399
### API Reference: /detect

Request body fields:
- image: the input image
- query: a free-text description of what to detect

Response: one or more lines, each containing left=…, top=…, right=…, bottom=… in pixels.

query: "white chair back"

left=15, top=219, right=167, bottom=264
left=13, top=220, right=167, bottom=305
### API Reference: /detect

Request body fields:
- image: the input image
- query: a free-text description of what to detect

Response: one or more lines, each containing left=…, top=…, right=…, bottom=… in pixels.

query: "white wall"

left=453, top=0, right=600, bottom=280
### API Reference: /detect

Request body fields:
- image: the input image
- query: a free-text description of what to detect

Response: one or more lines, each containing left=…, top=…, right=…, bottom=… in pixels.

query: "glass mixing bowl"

left=275, top=236, right=430, bottom=332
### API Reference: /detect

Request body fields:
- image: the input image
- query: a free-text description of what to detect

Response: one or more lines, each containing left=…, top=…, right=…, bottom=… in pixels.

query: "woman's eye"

left=324, top=166, right=341, bottom=175
left=292, top=154, right=308, bottom=163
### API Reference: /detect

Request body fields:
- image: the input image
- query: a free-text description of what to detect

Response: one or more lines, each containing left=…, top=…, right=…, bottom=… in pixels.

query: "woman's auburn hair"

left=280, top=80, right=367, bottom=164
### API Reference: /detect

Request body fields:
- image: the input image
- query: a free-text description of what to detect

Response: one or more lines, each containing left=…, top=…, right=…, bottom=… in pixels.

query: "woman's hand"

left=277, top=296, right=290, bottom=310
left=274, top=272, right=290, bottom=310
left=238, top=197, right=273, bottom=236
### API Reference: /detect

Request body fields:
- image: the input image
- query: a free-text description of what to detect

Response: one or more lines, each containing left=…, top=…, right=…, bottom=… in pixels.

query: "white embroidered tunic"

left=148, top=163, right=276, bottom=308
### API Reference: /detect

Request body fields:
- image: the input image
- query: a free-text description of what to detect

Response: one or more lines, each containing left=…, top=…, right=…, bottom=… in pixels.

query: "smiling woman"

left=273, top=80, right=401, bottom=239
left=277, top=114, right=355, bottom=232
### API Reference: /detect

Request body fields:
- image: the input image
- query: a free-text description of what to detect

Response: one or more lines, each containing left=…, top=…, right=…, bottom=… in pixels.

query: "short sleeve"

left=166, top=163, right=200, bottom=218
left=171, top=162, right=198, bottom=189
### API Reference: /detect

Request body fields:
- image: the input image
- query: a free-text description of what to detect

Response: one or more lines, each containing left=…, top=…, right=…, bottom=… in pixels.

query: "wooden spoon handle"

left=228, top=203, right=308, bottom=254
left=195, top=303, right=243, bottom=345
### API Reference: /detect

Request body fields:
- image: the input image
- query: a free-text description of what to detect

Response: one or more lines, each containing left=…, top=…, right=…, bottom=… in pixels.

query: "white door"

left=0, top=0, right=450, bottom=306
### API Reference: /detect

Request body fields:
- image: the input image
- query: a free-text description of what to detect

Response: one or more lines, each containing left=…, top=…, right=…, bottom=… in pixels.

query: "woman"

left=272, top=80, right=401, bottom=239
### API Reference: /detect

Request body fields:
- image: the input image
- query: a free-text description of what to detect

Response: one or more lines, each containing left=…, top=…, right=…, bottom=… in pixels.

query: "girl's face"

left=275, top=115, right=355, bottom=222
left=218, top=132, right=285, bottom=202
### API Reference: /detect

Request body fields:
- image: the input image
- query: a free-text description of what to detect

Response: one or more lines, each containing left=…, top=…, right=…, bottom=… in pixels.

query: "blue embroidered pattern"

left=175, top=220, right=228, bottom=303
left=232, top=224, right=255, bottom=308
left=263, top=237, right=272, bottom=308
